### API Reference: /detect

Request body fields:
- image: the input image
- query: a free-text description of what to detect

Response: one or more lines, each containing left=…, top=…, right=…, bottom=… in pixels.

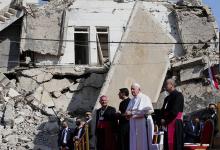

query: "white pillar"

left=89, top=26, right=98, bottom=65
left=60, top=27, right=75, bottom=65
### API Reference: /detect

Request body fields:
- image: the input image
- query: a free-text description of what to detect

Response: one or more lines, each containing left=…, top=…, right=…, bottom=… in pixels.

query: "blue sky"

left=203, top=0, right=220, bottom=30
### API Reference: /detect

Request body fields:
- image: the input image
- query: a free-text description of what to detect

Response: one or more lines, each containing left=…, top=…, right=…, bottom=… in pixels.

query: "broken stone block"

left=17, top=76, right=39, bottom=92
left=21, top=69, right=44, bottom=77
left=53, top=94, right=70, bottom=111
left=32, top=72, right=53, bottom=83
left=33, top=86, right=54, bottom=107
left=42, top=79, right=72, bottom=93
left=180, top=65, right=204, bottom=82
left=172, top=57, right=205, bottom=70
left=8, top=88, right=20, bottom=98
left=69, top=83, right=81, bottom=92
left=3, top=100, right=15, bottom=127
left=52, top=91, right=62, bottom=98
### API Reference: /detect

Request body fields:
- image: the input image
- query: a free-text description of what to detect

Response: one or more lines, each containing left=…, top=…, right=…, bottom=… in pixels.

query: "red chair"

left=184, top=119, right=214, bottom=150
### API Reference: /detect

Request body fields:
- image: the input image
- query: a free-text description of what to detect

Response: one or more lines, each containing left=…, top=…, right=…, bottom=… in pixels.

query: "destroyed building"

left=0, top=0, right=219, bottom=149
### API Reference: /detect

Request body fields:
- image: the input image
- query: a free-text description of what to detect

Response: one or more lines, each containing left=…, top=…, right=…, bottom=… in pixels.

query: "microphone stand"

left=48, top=106, right=61, bottom=126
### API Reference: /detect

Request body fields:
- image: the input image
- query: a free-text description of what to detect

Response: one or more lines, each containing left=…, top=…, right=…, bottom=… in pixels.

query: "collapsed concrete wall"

left=20, top=8, right=67, bottom=56
left=20, top=0, right=74, bottom=66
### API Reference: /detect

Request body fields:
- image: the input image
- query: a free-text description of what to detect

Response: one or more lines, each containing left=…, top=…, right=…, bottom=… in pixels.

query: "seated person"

left=184, top=117, right=201, bottom=143
left=202, top=103, right=218, bottom=136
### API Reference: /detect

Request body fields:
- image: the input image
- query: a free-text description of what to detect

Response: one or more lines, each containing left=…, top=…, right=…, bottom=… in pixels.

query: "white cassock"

left=126, top=92, right=154, bottom=150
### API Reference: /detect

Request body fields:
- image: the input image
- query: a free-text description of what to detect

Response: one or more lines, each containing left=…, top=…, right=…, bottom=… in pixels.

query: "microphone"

left=48, top=106, right=55, bottom=109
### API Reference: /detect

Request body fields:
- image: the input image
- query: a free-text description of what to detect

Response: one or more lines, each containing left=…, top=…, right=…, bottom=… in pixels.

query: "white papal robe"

left=126, top=92, right=154, bottom=150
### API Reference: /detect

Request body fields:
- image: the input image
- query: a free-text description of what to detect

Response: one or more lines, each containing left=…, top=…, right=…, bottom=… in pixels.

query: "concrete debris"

left=3, top=100, right=15, bottom=128
left=8, top=88, right=20, bottom=98
left=177, top=0, right=202, bottom=6
left=174, top=7, right=217, bottom=58
left=172, top=57, right=205, bottom=70
left=69, top=83, right=81, bottom=92
left=180, top=65, right=204, bottom=82
left=21, top=69, right=44, bottom=77
left=21, top=69, right=53, bottom=83
left=33, top=86, right=54, bottom=107
left=17, top=76, right=39, bottom=92
left=42, top=78, right=72, bottom=92
left=53, top=94, right=71, bottom=112
left=32, top=72, right=53, bottom=83
left=45, top=66, right=109, bottom=76
left=52, top=91, right=62, bottom=98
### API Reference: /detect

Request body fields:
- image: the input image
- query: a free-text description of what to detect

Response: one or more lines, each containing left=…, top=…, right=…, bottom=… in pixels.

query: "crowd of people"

left=58, top=112, right=92, bottom=150
left=58, top=78, right=218, bottom=150
left=183, top=103, right=218, bottom=144
left=96, top=78, right=184, bottom=150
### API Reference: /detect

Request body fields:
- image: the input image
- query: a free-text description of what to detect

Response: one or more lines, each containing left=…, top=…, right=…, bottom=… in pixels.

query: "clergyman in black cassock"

left=96, top=95, right=117, bottom=150
left=117, top=88, right=130, bottom=150
left=161, top=79, right=184, bottom=150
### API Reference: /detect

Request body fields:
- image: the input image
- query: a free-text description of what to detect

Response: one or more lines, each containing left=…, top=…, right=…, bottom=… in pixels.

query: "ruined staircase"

left=0, top=7, right=24, bottom=32
left=0, top=72, right=14, bottom=88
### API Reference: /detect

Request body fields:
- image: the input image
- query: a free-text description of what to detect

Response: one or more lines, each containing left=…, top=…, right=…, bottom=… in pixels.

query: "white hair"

left=131, top=83, right=141, bottom=89
left=166, top=78, right=176, bottom=87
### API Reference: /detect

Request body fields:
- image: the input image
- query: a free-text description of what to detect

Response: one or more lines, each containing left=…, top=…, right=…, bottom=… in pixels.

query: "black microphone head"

left=48, top=106, right=55, bottom=109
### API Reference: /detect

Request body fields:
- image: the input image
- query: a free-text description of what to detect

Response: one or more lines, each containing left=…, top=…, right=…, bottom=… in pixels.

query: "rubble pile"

left=0, top=65, right=107, bottom=149
left=12, top=66, right=107, bottom=114
left=0, top=77, right=54, bottom=150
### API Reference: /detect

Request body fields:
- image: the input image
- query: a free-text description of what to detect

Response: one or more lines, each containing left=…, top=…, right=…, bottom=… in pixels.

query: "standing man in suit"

left=58, top=121, right=74, bottom=150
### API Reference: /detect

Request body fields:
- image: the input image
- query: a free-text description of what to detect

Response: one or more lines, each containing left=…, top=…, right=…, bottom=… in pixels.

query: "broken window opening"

left=74, top=27, right=89, bottom=65
left=20, top=51, right=35, bottom=67
left=96, top=27, right=109, bottom=62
